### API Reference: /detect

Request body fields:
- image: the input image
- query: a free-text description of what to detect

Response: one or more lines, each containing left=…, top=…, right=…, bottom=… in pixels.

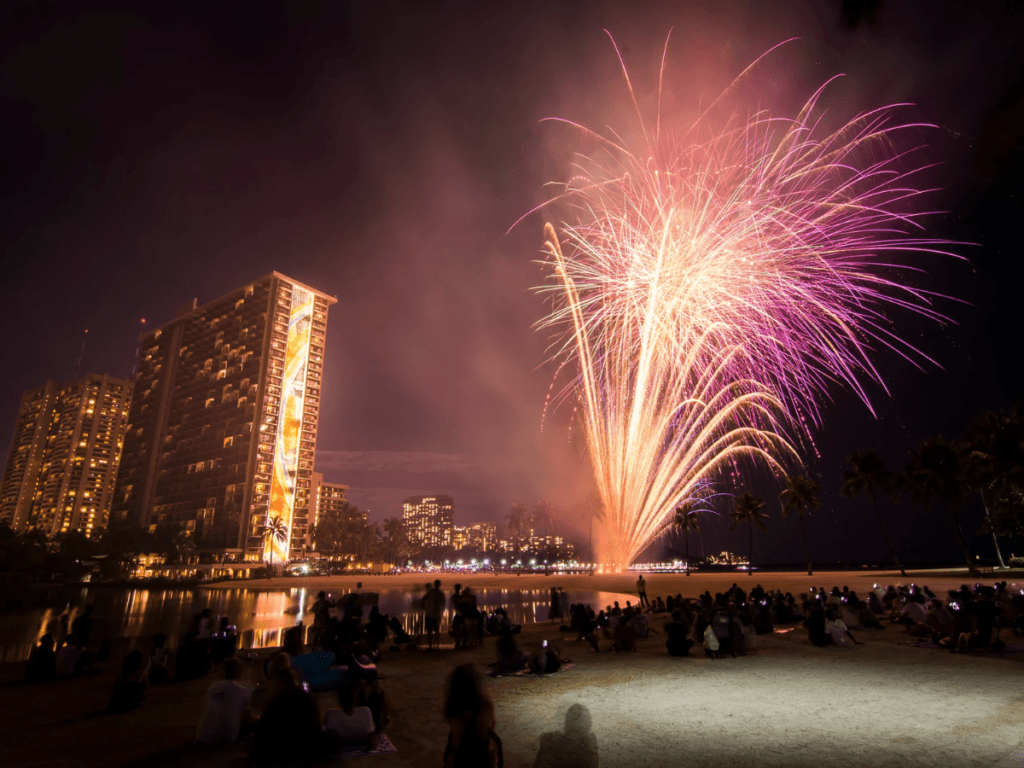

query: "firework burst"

left=534, top=36, right=959, bottom=568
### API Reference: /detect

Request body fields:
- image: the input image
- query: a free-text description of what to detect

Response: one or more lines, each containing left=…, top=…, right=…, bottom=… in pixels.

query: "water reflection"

left=0, top=587, right=630, bottom=663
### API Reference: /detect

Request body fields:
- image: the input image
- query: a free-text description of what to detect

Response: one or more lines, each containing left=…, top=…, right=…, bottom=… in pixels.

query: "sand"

left=1, top=569, right=1022, bottom=768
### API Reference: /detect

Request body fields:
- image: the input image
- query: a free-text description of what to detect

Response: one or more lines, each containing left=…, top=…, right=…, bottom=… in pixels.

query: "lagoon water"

left=0, top=585, right=633, bottom=663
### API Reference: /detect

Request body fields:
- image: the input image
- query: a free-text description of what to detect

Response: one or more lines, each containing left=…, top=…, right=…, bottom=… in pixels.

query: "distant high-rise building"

left=0, top=381, right=60, bottom=531
left=452, top=526, right=469, bottom=550
left=0, top=375, right=132, bottom=537
left=467, top=522, right=498, bottom=552
left=311, top=472, right=351, bottom=527
left=311, top=472, right=359, bottom=528
left=110, top=273, right=336, bottom=563
left=402, top=495, right=454, bottom=549
left=310, top=472, right=363, bottom=558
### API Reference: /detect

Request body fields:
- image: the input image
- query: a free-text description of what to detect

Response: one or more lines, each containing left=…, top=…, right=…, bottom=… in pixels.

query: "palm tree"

left=779, top=474, right=819, bottom=576
left=382, top=517, right=405, bottom=566
left=505, top=503, right=529, bottom=559
left=841, top=451, right=906, bottom=576
left=263, top=515, right=288, bottom=575
left=730, top=492, right=769, bottom=576
left=339, top=518, right=364, bottom=562
left=902, top=436, right=976, bottom=573
left=358, top=523, right=380, bottom=563
left=671, top=503, right=700, bottom=575
left=531, top=500, right=554, bottom=536
left=958, top=409, right=1023, bottom=568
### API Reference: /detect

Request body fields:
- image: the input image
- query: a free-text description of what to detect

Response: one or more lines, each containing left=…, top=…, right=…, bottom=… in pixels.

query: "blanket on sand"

left=488, top=663, right=577, bottom=679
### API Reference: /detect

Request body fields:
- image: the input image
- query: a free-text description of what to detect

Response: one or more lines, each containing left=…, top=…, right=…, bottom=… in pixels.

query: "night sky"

left=2, top=1, right=1022, bottom=565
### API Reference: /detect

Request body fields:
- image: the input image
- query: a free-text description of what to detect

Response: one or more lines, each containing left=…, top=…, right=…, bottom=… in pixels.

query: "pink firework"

left=535, top=36, right=960, bottom=568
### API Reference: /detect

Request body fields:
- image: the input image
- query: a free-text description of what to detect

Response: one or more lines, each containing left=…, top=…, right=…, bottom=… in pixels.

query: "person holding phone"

left=529, top=640, right=568, bottom=674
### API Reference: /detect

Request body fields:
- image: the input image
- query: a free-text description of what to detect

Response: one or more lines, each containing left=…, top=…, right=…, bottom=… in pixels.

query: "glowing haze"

left=536, top=37, right=959, bottom=568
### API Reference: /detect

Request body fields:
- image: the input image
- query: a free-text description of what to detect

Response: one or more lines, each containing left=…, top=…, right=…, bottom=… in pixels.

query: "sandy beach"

left=1, top=569, right=1022, bottom=768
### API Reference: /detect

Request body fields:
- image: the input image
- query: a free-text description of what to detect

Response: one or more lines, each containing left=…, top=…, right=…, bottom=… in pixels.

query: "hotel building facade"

left=402, top=494, right=454, bottom=549
left=110, top=273, right=335, bottom=563
left=0, top=375, right=132, bottom=537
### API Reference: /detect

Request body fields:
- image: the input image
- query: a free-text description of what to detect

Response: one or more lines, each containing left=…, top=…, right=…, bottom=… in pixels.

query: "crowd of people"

left=17, top=576, right=1024, bottom=768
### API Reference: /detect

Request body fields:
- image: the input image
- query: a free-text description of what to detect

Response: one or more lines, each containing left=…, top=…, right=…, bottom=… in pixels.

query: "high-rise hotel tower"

left=111, top=273, right=335, bottom=563
left=0, top=375, right=131, bottom=536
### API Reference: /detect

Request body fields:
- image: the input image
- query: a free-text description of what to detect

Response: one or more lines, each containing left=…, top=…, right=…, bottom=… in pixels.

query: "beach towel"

left=254, top=734, right=397, bottom=766
left=487, top=663, right=577, bottom=679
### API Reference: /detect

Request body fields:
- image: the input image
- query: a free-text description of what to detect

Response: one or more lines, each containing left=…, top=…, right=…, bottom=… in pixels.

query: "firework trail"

left=534, top=36, right=959, bottom=568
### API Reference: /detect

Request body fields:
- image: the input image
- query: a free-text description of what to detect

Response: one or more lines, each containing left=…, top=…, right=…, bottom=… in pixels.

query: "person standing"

left=636, top=574, right=650, bottom=609
left=309, top=591, right=332, bottom=651
left=423, top=580, right=445, bottom=651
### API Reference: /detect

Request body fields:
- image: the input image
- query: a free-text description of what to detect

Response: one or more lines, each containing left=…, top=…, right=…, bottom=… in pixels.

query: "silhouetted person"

left=253, top=664, right=337, bottom=764
left=665, top=610, right=694, bottom=657
left=26, top=635, right=56, bottom=682
left=805, top=606, right=829, bottom=647
left=109, top=651, right=148, bottom=712
left=148, top=633, right=169, bottom=684
left=533, top=703, right=598, bottom=768
left=195, top=656, right=254, bottom=744
left=71, top=606, right=93, bottom=647
left=443, top=664, right=503, bottom=768
left=636, top=574, right=649, bottom=608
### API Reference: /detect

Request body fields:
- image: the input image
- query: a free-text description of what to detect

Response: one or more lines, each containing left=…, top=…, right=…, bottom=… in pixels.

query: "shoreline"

left=194, top=567, right=1023, bottom=599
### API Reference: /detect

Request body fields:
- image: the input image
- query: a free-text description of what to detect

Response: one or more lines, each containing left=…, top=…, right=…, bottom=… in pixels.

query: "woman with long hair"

left=442, top=665, right=503, bottom=768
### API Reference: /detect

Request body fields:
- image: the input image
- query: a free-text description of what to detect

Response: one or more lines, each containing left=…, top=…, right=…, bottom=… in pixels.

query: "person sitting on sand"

left=727, top=604, right=747, bottom=656
left=587, top=626, right=615, bottom=653
left=54, top=633, right=81, bottom=679
left=195, top=656, right=254, bottom=744
left=867, top=590, right=885, bottom=615
left=443, top=665, right=503, bottom=768
left=613, top=615, right=637, bottom=652
left=924, top=599, right=954, bottom=643
left=824, top=609, right=862, bottom=646
left=665, top=610, right=694, bottom=657
left=631, top=609, right=650, bottom=639
left=356, top=676, right=389, bottom=732
left=786, top=594, right=803, bottom=621
left=109, top=651, right=148, bottom=712
left=26, top=635, right=57, bottom=682
left=175, top=631, right=211, bottom=681
left=897, top=596, right=929, bottom=630
left=848, top=596, right=877, bottom=629
left=260, top=652, right=298, bottom=711
left=703, top=621, right=719, bottom=659
left=388, top=615, right=413, bottom=647
left=324, top=681, right=379, bottom=750
left=147, top=633, right=169, bottom=684
left=253, top=663, right=337, bottom=765
left=805, top=606, right=829, bottom=647
left=529, top=642, right=568, bottom=675
left=953, top=586, right=999, bottom=652
left=495, top=631, right=530, bottom=672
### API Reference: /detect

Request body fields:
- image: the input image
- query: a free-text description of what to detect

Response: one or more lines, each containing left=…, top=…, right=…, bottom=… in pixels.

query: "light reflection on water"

left=0, top=587, right=632, bottom=663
